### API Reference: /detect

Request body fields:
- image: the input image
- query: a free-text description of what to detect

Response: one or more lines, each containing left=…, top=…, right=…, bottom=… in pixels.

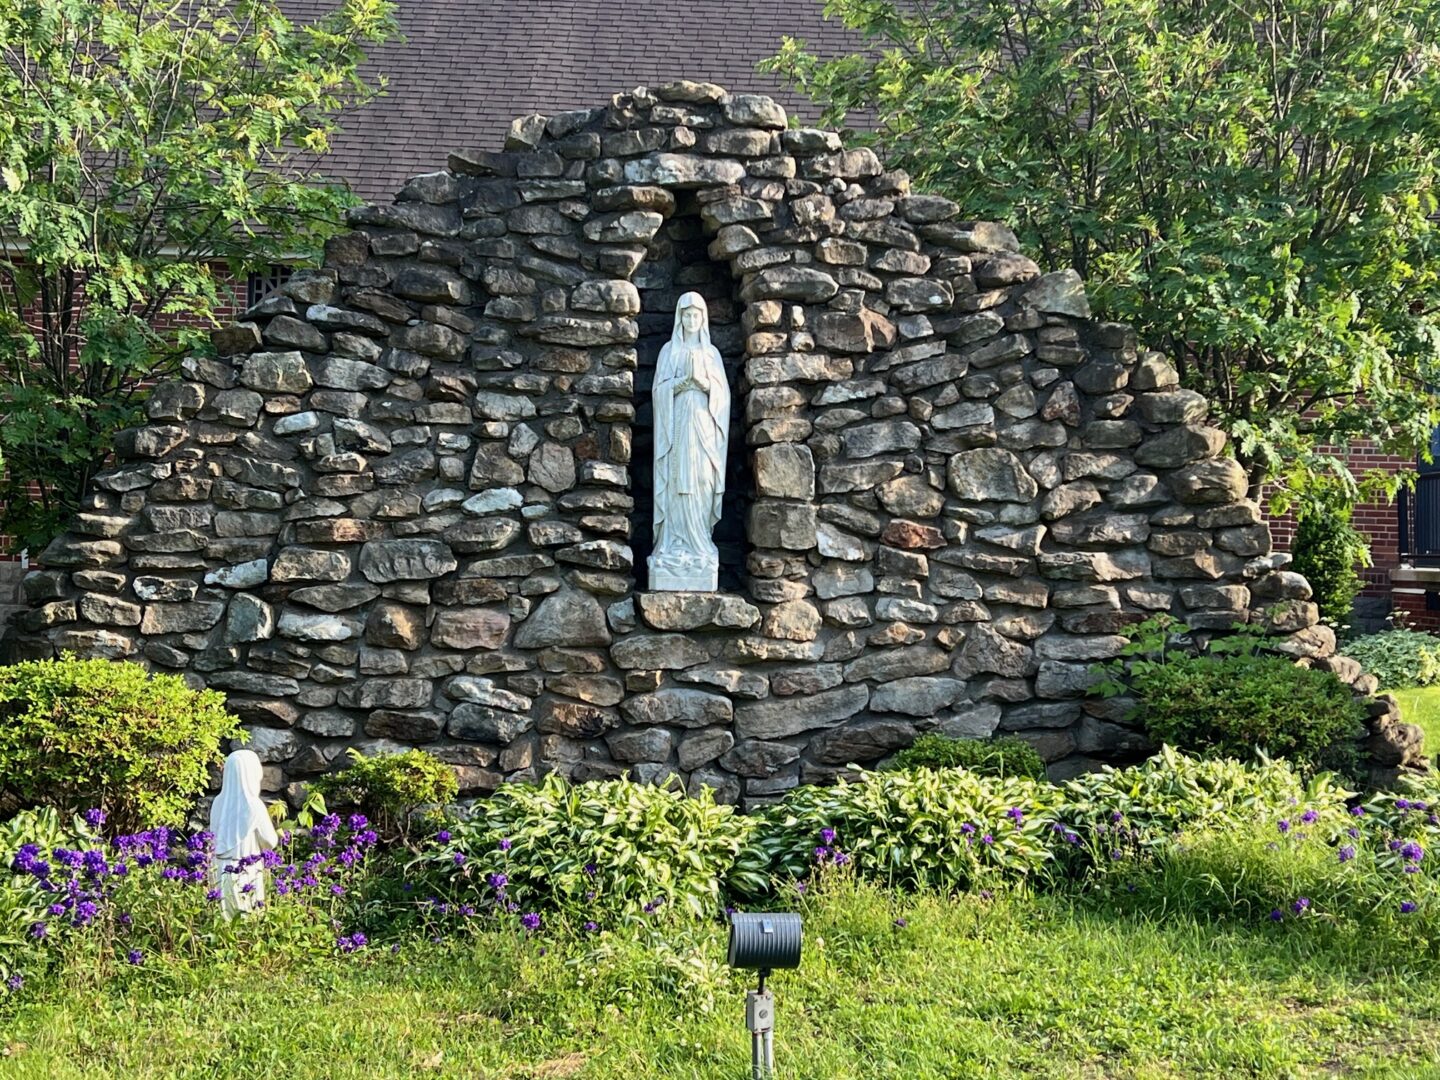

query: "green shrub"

left=1130, top=652, right=1367, bottom=779
left=0, top=656, right=240, bottom=832
left=1290, top=506, right=1368, bottom=625
left=1343, top=629, right=1440, bottom=689
left=1055, top=746, right=1353, bottom=853
left=309, top=748, right=458, bottom=841
left=735, top=767, right=1057, bottom=898
left=886, top=734, right=1046, bottom=779
left=424, top=773, right=754, bottom=922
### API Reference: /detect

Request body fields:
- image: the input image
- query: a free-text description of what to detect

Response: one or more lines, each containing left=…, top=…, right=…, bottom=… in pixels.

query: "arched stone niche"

left=7, top=81, right=1414, bottom=804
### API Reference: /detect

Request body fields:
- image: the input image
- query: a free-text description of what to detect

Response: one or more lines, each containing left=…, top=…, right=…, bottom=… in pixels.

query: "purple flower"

left=5, top=974, right=22, bottom=992
left=819, top=828, right=836, bottom=846
left=893, top=917, right=907, bottom=928
left=521, top=912, right=541, bottom=932
left=978, top=889, right=993, bottom=901
left=347, top=814, right=369, bottom=830
left=1300, top=810, right=1319, bottom=825
left=981, top=834, right=994, bottom=846
left=1270, top=909, right=1284, bottom=921
left=452, top=852, right=466, bottom=866
left=584, top=921, right=599, bottom=933
left=1338, top=845, right=1356, bottom=864
left=498, top=838, right=513, bottom=852
left=82, top=808, right=106, bottom=829
left=1350, top=805, right=1366, bottom=817
left=1277, top=820, right=1291, bottom=834
left=960, top=823, right=976, bottom=836
left=1292, top=897, right=1311, bottom=915
left=206, top=888, right=222, bottom=902
left=1401, top=901, right=1418, bottom=914
left=1005, top=807, right=1024, bottom=826
left=28, top=922, right=46, bottom=940
left=488, top=873, right=509, bottom=891
left=436, top=830, right=451, bottom=844
left=583, top=862, right=597, bottom=878
left=1397, top=799, right=1412, bottom=811
left=1401, top=841, right=1424, bottom=863
left=126, top=949, right=143, bottom=966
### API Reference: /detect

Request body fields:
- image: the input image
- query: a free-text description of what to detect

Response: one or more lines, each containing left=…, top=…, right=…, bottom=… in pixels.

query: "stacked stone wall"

left=3, top=82, right=1424, bottom=800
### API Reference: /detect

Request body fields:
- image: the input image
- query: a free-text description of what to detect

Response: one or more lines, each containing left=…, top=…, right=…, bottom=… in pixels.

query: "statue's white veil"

left=209, top=749, right=277, bottom=856
left=668, top=291, right=713, bottom=354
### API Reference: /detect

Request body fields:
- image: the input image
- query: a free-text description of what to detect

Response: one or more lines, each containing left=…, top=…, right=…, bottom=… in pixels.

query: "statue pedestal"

left=648, top=552, right=717, bottom=592
left=636, top=590, right=760, bottom=632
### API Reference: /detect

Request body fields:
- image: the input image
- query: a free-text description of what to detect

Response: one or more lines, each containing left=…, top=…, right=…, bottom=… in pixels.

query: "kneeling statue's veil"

left=650, top=292, right=730, bottom=591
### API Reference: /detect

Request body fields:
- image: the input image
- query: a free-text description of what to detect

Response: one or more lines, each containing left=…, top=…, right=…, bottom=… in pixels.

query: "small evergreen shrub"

left=1290, top=506, right=1368, bottom=624
left=886, top=735, right=1046, bottom=779
left=1095, top=615, right=1369, bottom=780
left=0, top=656, right=240, bottom=832
left=1131, top=652, right=1367, bottom=779
left=310, top=748, right=458, bottom=840
left=1344, top=629, right=1440, bottom=689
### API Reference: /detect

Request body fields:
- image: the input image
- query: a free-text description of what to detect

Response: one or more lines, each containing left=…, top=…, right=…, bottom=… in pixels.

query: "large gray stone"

left=359, top=540, right=457, bottom=583
left=734, top=684, right=869, bottom=739
left=842, top=645, right=949, bottom=683
left=611, top=634, right=710, bottom=670
left=870, top=676, right=966, bottom=716
left=812, top=719, right=917, bottom=764
left=514, top=587, right=613, bottom=647
left=948, top=448, right=1039, bottom=502
left=621, top=688, right=733, bottom=728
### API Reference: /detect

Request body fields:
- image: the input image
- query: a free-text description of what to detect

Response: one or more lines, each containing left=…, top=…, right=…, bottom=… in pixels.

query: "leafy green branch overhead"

left=768, top=0, right=1440, bottom=512
left=0, top=0, right=398, bottom=552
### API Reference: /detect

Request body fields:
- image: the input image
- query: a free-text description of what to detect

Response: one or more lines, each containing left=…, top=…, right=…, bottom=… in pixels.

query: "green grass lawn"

left=6, top=882, right=1440, bottom=1080
left=1388, top=685, right=1440, bottom=764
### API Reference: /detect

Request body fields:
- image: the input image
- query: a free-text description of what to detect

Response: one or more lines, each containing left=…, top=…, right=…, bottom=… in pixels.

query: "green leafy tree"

left=0, top=0, right=397, bottom=552
left=769, top=0, right=1440, bottom=510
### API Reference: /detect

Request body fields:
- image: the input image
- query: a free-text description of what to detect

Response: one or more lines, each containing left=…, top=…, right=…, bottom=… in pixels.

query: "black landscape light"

left=726, top=912, right=802, bottom=1078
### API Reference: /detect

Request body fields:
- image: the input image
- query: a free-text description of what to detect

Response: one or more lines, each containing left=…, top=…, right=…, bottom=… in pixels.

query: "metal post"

left=746, top=970, right=775, bottom=1079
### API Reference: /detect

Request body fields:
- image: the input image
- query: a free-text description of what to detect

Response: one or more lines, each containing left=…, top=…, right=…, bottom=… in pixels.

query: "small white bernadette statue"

left=650, top=292, right=731, bottom=591
left=208, top=749, right=279, bottom=919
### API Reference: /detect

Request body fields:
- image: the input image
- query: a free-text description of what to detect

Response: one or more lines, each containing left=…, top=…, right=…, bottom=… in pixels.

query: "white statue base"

left=649, top=551, right=717, bottom=592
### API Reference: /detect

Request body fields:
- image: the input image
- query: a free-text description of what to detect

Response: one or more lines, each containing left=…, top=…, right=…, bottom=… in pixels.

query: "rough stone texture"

left=5, top=84, right=1412, bottom=803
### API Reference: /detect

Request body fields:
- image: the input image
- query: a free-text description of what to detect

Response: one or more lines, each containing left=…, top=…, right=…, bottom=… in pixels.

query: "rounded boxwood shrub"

left=0, top=656, right=240, bottom=831
left=885, top=734, right=1046, bottom=779
left=1131, top=652, right=1368, bottom=779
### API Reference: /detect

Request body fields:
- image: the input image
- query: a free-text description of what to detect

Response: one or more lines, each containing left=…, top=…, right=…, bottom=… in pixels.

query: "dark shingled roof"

left=292, top=1, right=865, bottom=202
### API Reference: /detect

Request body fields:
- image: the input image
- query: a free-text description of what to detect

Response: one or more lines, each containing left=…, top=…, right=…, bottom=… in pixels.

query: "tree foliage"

left=769, top=0, right=1440, bottom=509
left=0, top=0, right=397, bottom=552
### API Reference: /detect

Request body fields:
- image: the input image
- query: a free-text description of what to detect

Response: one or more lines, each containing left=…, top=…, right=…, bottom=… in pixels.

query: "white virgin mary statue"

left=208, top=749, right=279, bottom=919
left=650, top=292, right=731, bottom=592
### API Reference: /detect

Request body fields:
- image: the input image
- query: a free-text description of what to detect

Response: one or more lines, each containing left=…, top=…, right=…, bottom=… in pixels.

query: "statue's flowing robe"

left=653, top=339, right=729, bottom=564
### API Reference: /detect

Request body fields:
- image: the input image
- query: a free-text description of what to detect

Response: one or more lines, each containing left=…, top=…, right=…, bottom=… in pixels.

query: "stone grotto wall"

left=2, top=82, right=1425, bottom=801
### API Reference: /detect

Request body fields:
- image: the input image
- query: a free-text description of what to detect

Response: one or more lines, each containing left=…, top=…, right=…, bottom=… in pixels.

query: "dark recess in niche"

left=630, top=196, right=751, bottom=593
